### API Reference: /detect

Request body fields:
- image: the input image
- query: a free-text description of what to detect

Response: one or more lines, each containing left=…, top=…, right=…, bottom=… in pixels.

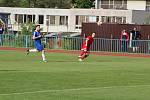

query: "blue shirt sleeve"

left=33, top=31, right=37, bottom=37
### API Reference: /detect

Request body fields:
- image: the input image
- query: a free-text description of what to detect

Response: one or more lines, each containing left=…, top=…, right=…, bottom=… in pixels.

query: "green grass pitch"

left=0, top=50, right=150, bottom=100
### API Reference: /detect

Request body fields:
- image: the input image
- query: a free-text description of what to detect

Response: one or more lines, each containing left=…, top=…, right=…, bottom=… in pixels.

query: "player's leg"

left=78, top=44, right=87, bottom=58
left=78, top=51, right=85, bottom=61
left=81, top=52, right=89, bottom=59
left=41, top=50, right=47, bottom=62
left=82, top=47, right=90, bottom=60
left=27, top=42, right=39, bottom=55
left=37, top=43, right=47, bottom=62
left=26, top=48, right=38, bottom=55
left=78, top=51, right=89, bottom=61
left=0, top=34, right=2, bottom=46
left=78, top=50, right=85, bottom=58
left=27, top=43, right=47, bottom=62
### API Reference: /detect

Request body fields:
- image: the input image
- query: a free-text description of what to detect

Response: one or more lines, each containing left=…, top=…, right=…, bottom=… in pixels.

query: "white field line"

left=0, top=84, right=150, bottom=96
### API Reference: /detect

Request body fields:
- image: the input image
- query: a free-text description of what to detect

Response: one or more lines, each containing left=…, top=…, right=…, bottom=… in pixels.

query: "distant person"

left=26, top=25, right=47, bottom=62
left=57, top=32, right=62, bottom=48
left=120, top=29, right=129, bottom=52
left=78, top=33, right=95, bottom=61
left=0, top=24, right=4, bottom=46
left=130, top=27, right=141, bottom=52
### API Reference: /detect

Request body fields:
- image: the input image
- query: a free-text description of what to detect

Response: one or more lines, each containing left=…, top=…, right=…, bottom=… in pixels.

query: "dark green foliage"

left=20, top=23, right=35, bottom=35
left=0, top=0, right=94, bottom=8
left=73, top=0, right=94, bottom=8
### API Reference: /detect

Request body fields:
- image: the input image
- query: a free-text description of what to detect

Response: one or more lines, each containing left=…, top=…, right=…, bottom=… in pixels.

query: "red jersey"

left=120, top=32, right=129, bottom=41
left=81, top=36, right=94, bottom=51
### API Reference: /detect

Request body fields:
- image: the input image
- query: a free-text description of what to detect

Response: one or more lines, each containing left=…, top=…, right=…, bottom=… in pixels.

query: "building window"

left=146, top=0, right=150, bottom=11
left=101, top=16, right=126, bottom=24
left=123, top=17, right=126, bottom=23
left=100, top=0, right=127, bottom=9
left=76, top=16, right=79, bottom=25
left=111, top=16, right=116, bottom=23
left=46, top=15, right=56, bottom=26
left=76, top=15, right=99, bottom=25
left=75, top=15, right=99, bottom=29
left=59, top=16, right=68, bottom=25
left=114, top=0, right=122, bottom=9
left=46, top=15, right=68, bottom=26
left=50, top=16, right=55, bottom=25
left=24, top=15, right=27, bottom=23
left=27, top=15, right=32, bottom=22
left=87, top=16, right=99, bottom=22
left=80, top=16, right=86, bottom=24
left=101, top=0, right=109, bottom=9
left=101, top=16, right=107, bottom=23
left=76, top=15, right=86, bottom=25
left=15, top=14, right=23, bottom=23
left=116, top=17, right=123, bottom=24
left=15, top=14, right=35, bottom=23
left=24, top=15, right=35, bottom=23
left=38, top=15, right=44, bottom=24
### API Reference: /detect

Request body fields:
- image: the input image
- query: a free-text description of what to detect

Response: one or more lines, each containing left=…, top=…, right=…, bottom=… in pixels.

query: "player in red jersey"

left=78, top=33, right=95, bottom=61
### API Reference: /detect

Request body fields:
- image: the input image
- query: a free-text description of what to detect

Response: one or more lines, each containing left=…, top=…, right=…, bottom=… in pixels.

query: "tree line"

left=0, top=0, right=94, bottom=8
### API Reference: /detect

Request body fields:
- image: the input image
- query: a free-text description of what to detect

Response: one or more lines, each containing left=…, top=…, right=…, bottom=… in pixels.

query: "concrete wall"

left=127, top=0, right=146, bottom=10
left=132, top=10, right=150, bottom=24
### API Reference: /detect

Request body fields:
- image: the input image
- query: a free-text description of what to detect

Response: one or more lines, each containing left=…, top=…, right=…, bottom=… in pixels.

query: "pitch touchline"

left=0, top=84, right=150, bottom=96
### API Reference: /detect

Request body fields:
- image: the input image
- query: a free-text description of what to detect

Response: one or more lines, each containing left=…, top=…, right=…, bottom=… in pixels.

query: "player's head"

left=92, top=33, right=95, bottom=38
left=35, top=25, right=40, bottom=31
left=122, top=29, right=126, bottom=32
left=133, top=27, right=136, bottom=31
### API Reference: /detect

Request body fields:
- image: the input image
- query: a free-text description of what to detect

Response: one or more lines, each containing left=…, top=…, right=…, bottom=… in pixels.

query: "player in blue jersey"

left=27, top=25, right=47, bottom=62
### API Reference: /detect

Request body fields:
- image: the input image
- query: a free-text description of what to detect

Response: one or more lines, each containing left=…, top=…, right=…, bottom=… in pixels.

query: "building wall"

left=96, top=0, right=147, bottom=10
left=0, top=7, right=137, bottom=33
left=127, top=0, right=146, bottom=10
left=132, top=10, right=146, bottom=24
left=132, top=10, right=150, bottom=24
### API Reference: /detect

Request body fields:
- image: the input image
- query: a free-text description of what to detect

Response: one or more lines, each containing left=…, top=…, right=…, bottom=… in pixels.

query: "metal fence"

left=0, top=34, right=150, bottom=54
left=0, top=34, right=33, bottom=48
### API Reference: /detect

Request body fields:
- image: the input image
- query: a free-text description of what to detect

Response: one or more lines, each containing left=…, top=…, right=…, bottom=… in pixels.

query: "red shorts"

left=81, top=45, right=90, bottom=53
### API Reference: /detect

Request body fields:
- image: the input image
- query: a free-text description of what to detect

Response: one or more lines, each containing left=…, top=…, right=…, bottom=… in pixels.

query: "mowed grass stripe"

left=0, top=84, right=150, bottom=96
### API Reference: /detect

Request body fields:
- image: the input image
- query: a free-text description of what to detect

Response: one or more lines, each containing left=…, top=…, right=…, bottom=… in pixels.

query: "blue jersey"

left=33, top=31, right=44, bottom=51
left=0, top=28, right=4, bottom=34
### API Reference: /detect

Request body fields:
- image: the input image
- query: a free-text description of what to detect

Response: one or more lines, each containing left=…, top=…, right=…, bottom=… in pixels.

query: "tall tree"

left=72, top=0, right=94, bottom=8
left=0, top=0, right=94, bottom=8
left=0, top=0, right=29, bottom=7
left=34, top=0, right=72, bottom=8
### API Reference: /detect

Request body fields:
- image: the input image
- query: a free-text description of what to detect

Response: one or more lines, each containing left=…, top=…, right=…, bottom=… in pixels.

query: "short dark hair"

left=34, top=25, right=40, bottom=30
left=35, top=25, right=40, bottom=28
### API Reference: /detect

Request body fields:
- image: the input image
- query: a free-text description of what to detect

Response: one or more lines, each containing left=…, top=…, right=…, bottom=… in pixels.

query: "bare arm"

left=85, top=38, right=89, bottom=46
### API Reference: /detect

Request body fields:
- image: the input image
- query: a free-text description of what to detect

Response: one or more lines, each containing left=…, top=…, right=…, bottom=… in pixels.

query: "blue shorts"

left=35, top=42, right=44, bottom=51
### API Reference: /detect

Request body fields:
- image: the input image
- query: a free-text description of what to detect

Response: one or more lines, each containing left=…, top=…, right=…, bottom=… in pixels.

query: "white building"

left=95, top=0, right=150, bottom=10
left=0, top=6, right=149, bottom=33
